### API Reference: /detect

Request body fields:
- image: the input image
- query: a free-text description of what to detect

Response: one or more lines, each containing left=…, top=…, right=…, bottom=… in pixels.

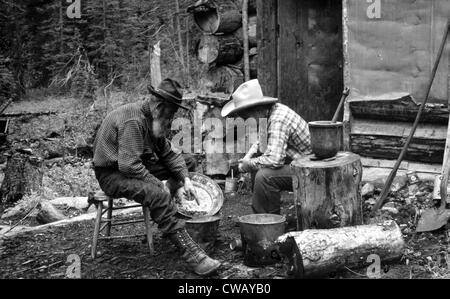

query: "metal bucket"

left=308, top=121, right=343, bottom=159
left=238, top=214, right=286, bottom=267
left=186, top=216, right=221, bottom=252
left=225, top=177, right=238, bottom=194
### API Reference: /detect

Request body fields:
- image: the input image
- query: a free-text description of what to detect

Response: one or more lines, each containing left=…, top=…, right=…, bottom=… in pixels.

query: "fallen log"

left=350, top=134, right=444, bottom=164
left=349, top=94, right=449, bottom=124
left=188, top=0, right=242, bottom=34
left=291, top=152, right=363, bottom=230
left=276, top=220, right=405, bottom=278
left=198, top=35, right=243, bottom=65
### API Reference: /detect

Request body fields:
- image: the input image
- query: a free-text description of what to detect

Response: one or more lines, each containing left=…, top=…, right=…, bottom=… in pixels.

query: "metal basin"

left=186, top=216, right=221, bottom=253
left=238, top=214, right=286, bottom=267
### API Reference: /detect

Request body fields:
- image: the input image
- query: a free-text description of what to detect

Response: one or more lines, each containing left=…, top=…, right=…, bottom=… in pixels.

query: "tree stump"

left=198, top=35, right=243, bottom=65
left=0, top=153, right=43, bottom=203
left=291, top=152, right=363, bottom=230
left=276, top=220, right=405, bottom=278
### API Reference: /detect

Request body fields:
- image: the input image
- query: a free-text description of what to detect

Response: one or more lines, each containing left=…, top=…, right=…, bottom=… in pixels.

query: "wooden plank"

left=351, top=118, right=447, bottom=140
left=277, top=0, right=307, bottom=116
left=342, top=0, right=351, bottom=151
left=360, top=157, right=441, bottom=174
left=256, top=0, right=278, bottom=97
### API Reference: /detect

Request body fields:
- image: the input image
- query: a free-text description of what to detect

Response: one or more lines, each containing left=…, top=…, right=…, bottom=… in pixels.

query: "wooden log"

left=349, top=94, right=449, bottom=124
left=232, top=15, right=257, bottom=48
left=198, top=35, right=243, bottom=65
left=0, top=153, right=43, bottom=203
left=291, top=152, right=363, bottom=230
left=276, top=220, right=405, bottom=278
left=234, top=0, right=256, bottom=14
left=201, top=65, right=244, bottom=94
left=188, top=0, right=242, bottom=34
left=350, top=118, right=447, bottom=163
left=350, top=134, right=444, bottom=164
left=235, top=53, right=257, bottom=79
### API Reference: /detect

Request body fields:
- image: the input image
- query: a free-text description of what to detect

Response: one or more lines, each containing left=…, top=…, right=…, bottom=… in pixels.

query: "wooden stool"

left=90, top=191, right=155, bottom=259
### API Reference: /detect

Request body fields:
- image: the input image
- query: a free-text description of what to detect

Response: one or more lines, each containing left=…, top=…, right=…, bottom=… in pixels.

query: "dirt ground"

left=0, top=190, right=449, bottom=279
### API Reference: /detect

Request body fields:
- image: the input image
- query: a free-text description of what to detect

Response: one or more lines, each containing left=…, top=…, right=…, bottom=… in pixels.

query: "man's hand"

left=183, top=178, right=200, bottom=205
left=238, top=158, right=252, bottom=173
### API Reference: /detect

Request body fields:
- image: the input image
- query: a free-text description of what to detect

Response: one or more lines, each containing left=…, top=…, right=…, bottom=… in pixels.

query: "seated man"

left=221, top=79, right=311, bottom=215
left=93, top=78, right=221, bottom=276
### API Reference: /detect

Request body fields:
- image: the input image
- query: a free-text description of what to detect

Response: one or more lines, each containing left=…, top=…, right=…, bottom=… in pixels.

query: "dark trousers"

left=94, top=155, right=196, bottom=235
left=251, top=165, right=293, bottom=214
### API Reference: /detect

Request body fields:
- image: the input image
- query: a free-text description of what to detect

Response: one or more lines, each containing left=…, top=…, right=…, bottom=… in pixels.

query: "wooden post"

left=174, top=0, right=185, bottom=83
left=256, top=0, right=278, bottom=97
left=150, top=41, right=162, bottom=88
left=185, top=16, right=190, bottom=87
left=276, top=220, right=405, bottom=278
left=291, top=152, right=363, bottom=230
left=242, top=0, right=250, bottom=81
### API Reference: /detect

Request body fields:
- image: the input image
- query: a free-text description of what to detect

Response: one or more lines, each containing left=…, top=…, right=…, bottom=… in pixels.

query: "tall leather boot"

left=169, top=228, right=221, bottom=276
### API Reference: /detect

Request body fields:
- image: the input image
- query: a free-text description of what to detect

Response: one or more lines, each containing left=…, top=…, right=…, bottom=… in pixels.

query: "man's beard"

left=152, top=118, right=171, bottom=138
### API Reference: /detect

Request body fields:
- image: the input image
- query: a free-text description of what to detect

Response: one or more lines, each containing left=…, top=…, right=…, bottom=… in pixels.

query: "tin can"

left=407, top=171, right=420, bottom=185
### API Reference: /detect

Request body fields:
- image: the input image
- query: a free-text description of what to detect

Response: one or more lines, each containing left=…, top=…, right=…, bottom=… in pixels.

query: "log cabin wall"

left=343, top=0, right=450, bottom=173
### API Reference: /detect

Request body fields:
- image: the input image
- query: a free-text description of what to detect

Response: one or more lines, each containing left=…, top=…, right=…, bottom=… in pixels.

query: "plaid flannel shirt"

left=248, top=103, right=311, bottom=170
left=93, top=100, right=188, bottom=185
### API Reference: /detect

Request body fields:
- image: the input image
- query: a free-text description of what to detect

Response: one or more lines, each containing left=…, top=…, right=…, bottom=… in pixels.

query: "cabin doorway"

left=258, top=0, right=344, bottom=122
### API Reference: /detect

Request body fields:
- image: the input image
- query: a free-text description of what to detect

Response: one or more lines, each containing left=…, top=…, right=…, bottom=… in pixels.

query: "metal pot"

left=238, top=214, right=286, bottom=267
left=308, top=121, right=343, bottom=159
left=186, top=216, right=221, bottom=252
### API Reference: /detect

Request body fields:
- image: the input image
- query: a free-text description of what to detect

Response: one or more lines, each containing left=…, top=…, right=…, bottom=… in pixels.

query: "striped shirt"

left=93, top=100, right=188, bottom=184
left=249, top=103, right=311, bottom=170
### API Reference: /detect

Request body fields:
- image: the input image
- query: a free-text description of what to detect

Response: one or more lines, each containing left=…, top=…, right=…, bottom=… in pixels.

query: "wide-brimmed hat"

left=148, top=78, right=189, bottom=110
left=221, top=79, right=278, bottom=117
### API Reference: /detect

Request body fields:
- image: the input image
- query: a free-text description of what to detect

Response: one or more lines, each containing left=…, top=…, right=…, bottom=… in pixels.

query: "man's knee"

left=141, top=183, right=171, bottom=205
left=254, top=168, right=270, bottom=187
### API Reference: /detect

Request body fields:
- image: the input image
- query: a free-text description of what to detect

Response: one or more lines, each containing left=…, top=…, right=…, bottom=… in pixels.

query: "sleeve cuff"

left=175, top=169, right=189, bottom=183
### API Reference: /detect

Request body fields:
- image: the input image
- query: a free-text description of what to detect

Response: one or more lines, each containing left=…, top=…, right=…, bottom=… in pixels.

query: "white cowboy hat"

left=221, top=79, right=278, bottom=117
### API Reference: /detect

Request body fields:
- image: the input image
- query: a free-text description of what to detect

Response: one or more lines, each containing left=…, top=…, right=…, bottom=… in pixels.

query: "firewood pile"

left=187, top=0, right=257, bottom=93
